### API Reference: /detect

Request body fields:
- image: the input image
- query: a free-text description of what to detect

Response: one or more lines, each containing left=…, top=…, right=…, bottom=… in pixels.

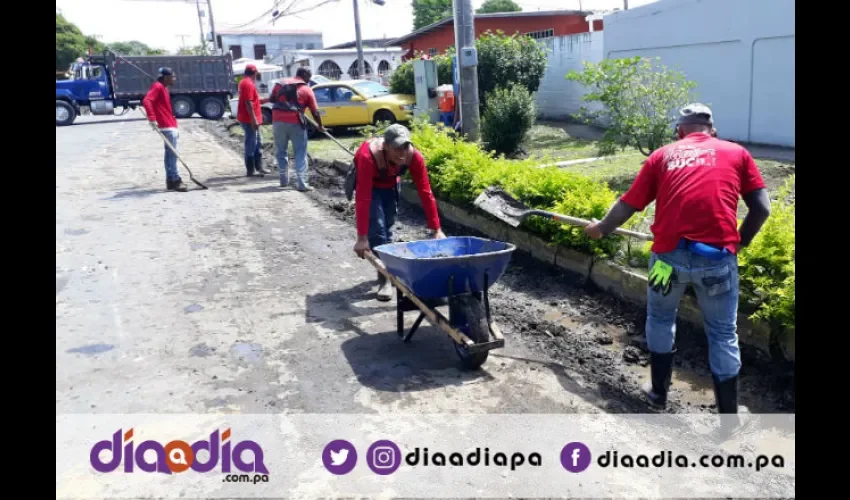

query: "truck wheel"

left=172, top=96, right=195, bottom=119
left=373, top=110, right=396, bottom=125
left=56, top=100, right=76, bottom=127
left=199, top=97, right=225, bottom=120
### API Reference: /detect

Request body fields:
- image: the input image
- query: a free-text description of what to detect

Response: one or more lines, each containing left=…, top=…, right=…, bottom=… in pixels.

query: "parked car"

left=260, top=79, right=415, bottom=131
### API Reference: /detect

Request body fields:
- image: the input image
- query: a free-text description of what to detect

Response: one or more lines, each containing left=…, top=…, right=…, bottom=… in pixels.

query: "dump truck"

left=56, top=50, right=235, bottom=126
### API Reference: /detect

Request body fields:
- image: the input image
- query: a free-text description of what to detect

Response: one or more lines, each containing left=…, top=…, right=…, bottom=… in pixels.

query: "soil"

left=205, top=120, right=796, bottom=414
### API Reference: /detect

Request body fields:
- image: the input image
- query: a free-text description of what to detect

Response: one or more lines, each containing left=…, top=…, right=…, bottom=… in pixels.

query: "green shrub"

left=409, top=119, right=621, bottom=256
left=738, top=176, right=795, bottom=328
left=481, top=84, right=536, bottom=156
left=476, top=31, right=547, bottom=108
left=389, top=50, right=454, bottom=95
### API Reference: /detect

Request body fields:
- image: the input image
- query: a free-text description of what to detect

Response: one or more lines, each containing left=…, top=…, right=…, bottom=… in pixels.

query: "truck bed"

left=107, top=54, right=234, bottom=98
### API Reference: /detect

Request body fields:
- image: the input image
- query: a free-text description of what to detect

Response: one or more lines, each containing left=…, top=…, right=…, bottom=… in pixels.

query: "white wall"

left=603, top=0, right=795, bottom=147
left=535, top=31, right=604, bottom=121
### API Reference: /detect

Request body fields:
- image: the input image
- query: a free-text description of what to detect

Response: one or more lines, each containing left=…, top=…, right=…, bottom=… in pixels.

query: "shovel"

left=139, top=110, right=209, bottom=189
left=473, top=186, right=653, bottom=241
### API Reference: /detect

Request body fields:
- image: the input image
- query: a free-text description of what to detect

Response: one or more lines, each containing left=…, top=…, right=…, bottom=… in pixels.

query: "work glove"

left=648, top=259, right=676, bottom=296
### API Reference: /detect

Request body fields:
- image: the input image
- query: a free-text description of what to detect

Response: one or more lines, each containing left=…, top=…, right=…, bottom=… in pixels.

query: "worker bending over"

left=584, top=104, right=771, bottom=431
left=352, top=124, right=446, bottom=301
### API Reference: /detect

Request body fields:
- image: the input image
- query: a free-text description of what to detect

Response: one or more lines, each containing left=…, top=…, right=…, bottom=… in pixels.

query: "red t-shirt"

left=237, top=77, right=262, bottom=125
left=353, top=140, right=440, bottom=236
left=141, top=81, right=177, bottom=129
left=620, top=133, right=766, bottom=254
left=271, top=78, right=319, bottom=123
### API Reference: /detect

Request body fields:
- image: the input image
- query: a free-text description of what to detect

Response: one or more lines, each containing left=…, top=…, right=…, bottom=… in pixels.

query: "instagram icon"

left=366, top=440, right=401, bottom=475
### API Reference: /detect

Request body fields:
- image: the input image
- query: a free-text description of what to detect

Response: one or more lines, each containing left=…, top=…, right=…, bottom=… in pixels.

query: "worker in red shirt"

left=352, top=124, right=445, bottom=301
left=584, top=104, right=771, bottom=430
left=142, top=67, right=186, bottom=192
left=268, top=67, right=324, bottom=191
left=237, top=64, right=270, bottom=176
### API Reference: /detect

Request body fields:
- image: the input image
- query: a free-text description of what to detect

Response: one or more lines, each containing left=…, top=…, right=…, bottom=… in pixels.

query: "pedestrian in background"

left=142, top=67, right=186, bottom=192
left=584, top=104, right=771, bottom=433
left=237, top=64, right=269, bottom=176
left=268, top=67, right=324, bottom=191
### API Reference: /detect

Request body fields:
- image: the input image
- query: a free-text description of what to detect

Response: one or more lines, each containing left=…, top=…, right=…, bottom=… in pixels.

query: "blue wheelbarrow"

left=365, top=236, right=516, bottom=369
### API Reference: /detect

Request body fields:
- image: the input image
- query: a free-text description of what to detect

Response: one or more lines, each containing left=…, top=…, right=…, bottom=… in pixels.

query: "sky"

left=56, top=0, right=660, bottom=53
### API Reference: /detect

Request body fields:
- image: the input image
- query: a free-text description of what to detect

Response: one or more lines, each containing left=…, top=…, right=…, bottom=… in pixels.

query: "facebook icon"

left=560, top=442, right=592, bottom=473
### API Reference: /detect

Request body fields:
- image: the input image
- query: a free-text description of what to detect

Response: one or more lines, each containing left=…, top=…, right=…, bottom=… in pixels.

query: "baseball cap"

left=245, top=64, right=258, bottom=74
left=157, top=67, right=174, bottom=77
left=677, top=103, right=713, bottom=126
left=384, top=124, right=412, bottom=149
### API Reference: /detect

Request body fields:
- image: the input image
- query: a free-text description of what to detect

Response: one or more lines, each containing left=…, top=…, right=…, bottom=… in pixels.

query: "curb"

left=394, top=183, right=791, bottom=364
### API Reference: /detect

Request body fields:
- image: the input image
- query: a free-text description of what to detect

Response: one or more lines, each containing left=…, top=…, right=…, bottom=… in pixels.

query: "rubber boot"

left=166, top=178, right=188, bottom=192
left=376, top=271, right=393, bottom=302
left=245, top=156, right=257, bottom=176
left=254, top=155, right=270, bottom=175
left=641, top=350, right=675, bottom=407
left=712, top=374, right=745, bottom=438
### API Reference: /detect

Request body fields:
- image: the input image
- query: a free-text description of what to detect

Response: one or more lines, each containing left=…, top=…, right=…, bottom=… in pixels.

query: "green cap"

left=383, top=123, right=412, bottom=148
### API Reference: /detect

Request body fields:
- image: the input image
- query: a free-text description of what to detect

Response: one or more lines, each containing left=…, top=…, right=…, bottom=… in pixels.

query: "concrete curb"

left=395, top=183, right=791, bottom=363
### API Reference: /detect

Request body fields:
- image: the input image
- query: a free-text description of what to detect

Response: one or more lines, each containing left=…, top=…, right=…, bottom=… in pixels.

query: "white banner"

left=56, top=413, right=795, bottom=498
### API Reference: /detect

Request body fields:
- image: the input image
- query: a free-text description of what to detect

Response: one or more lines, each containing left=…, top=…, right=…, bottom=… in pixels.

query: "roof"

left=390, top=9, right=592, bottom=45
left=217, top=28, right=322, bottom=36
left=326, top=38, right=395, bottom=49
left=294, top=47, right=405, bottom=56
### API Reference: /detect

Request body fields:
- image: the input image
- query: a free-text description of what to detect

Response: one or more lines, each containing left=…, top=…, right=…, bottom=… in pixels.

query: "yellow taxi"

left=308, top=79, right=415, bottom=127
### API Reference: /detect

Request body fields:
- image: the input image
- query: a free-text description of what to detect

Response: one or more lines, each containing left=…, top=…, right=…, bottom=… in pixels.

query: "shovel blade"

left=472, top=187, right=528, bottom=228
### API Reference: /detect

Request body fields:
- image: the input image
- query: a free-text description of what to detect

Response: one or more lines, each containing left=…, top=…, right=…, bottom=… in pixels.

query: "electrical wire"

left=219, top=0, right=339, bottom=31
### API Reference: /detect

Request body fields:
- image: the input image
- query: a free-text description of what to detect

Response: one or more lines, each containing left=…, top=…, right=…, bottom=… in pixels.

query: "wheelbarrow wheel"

left=450, top=294, right=490, bottom=370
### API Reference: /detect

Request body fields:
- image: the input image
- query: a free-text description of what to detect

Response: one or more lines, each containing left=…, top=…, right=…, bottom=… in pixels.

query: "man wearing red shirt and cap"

left=584, top=103, right=771, bottom=431
left=237, top=64, right=270, bottom=176
left=352, top=124, right=445, bottom=301
left=142, top=67, right=186, bottom=192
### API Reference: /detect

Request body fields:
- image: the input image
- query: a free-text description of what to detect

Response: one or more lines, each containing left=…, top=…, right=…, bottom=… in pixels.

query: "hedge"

left=408, top=119, right=796, bottom=332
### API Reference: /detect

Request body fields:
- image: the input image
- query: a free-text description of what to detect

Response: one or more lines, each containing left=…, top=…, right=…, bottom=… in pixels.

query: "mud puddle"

left=206, top=120, right=795, bottom=415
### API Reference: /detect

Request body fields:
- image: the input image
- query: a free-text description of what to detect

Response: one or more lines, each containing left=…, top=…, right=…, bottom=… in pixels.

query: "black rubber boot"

left=641, top=350, right=675, bottom=407
left=254, top=155, right=270, bottom=175
left=712, top=374, right=745, bottom=437
left=245, top=156, right=257, bottom=176
left=166, top=178, right=188, bottom=192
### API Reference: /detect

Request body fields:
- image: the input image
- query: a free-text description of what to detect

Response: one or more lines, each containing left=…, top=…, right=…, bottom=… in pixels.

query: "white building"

left=217, top=29, right=323, bottom=61
left=272, top=46, right=406, bottom=85
left=602, top=0, right=795, bottom=147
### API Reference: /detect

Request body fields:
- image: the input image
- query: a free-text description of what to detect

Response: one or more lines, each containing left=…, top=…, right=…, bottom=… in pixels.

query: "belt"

left=677, top=239, right=731, bottom=261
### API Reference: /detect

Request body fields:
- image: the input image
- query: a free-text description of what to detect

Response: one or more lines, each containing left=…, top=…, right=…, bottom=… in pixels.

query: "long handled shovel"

left=473, top=186, right=653, bottom=241
left=140, top=110, right=209, bottom=190
left=304, top=114, right=355, bottom=157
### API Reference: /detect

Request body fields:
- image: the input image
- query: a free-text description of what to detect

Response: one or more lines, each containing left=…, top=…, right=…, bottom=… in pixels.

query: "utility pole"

left=176, top=34, right=190, bottom=50
left=206, top=0, right=218, bottom=54
left=195, top=0, right=207, bottom=54
left=353, top=0, right=365, bottom=78
left=624, top=0, right=629, bottom=9
left=453, top=0, right=480, bottom=141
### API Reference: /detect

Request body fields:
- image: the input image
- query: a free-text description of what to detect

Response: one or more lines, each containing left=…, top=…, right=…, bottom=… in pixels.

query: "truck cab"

left=56, top=58, right=115, bottom=126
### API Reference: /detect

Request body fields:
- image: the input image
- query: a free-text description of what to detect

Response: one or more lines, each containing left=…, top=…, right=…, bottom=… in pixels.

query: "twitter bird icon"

left=323, top=439, right=357, bottom=475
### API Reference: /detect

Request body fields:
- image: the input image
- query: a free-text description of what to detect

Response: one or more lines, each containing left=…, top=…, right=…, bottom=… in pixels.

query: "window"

left=229, top=45, right=242, bottom=59
left=296, top=43, right=304, bottom=50
left=313, top=87, right=332, bottom=103
left=89, top=66, right=104, bottom=79
left=428, top=48, right=437, bottom=56
left=333, top=87, right=355, bottom=102
left=524, top=28, right=554, bottom=40
left=378, top=60, right=391, bottom=74
left=307, top=43, right=315, bottom=49
left=318, top=59, right=342, bottom=80
left=353, top=81, right=389, bottom=99
left=253, top=44, right=267, bottom=59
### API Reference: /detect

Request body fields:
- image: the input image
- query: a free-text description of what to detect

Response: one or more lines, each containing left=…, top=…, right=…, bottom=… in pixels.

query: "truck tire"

left=199, top=97, right=225, bottom=120
left=56, top=100, right=76, bottom=127
left=373, top=109, right=396, bottom=125
left=172, top=96, right=195, bottom=119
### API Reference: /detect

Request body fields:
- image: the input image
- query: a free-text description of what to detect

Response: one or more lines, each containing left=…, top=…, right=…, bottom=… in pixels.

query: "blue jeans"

left=368, top=187, right=399, bottom=250
left=273, top=121, right=308, bottom=188
left=241, top=123, right=262, bottom=162
left=161, top=129, right=179, bottom=181
left=646, top=249, right=741, bottom=382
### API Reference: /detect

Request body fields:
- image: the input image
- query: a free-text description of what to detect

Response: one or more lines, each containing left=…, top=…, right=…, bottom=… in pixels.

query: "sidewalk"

left=539, top=120, right=795, bottom=163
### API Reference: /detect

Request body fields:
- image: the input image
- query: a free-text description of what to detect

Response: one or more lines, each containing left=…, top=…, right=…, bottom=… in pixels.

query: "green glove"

left=648, top=260, right=676, bottom=296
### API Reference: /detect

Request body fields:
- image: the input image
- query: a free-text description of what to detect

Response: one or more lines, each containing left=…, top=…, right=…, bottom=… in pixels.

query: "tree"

left=107, top=40, right=165, bottom=56
left=176, top=45, right=207, bottom=56
left=566, top=57, right=699, bottom=156
left=56, top=13, right=100, bottom=71
left=412, top=0, right=452, bottom=30
left=476, top=0, right=521, bottom=14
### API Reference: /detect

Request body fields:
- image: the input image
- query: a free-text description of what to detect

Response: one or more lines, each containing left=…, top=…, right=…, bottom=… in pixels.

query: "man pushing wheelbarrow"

left=351, top=124, right=446, bottom=301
